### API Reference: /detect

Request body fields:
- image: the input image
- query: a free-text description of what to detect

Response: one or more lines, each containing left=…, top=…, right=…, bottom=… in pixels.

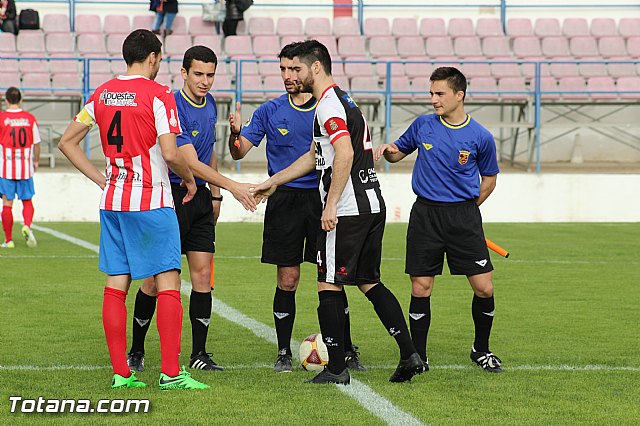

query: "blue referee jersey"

left=240, top=94, right=317, bottom=189
left=394, top=114, right=499, bottom=202
left=169, top=89, right=217, bottom=186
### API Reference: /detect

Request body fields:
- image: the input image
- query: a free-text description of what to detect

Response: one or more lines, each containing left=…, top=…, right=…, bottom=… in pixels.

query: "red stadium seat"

left=50, top=54, right=80, bottom=75
left=263, top=75, right=284, bottom=98
left=405, top=57, right=432, bottom=78
left=570, top=36, right=599, bottom=57
left=240, top=75, right=264, bottom=100
left=89, top=73, right=112, bottom=90
left=549, top=57, right=580, bottom=78
left=212, top=72, right=233, bottom=101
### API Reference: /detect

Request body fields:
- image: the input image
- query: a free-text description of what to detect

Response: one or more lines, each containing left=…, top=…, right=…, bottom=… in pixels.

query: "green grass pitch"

left=1, top=222, right=639, bottom=425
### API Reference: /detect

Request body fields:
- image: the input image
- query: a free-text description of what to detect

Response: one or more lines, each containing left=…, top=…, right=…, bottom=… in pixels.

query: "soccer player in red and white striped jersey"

left=59, top=29, right=208, bottom=390
left=0, top=87, right=40, bottom=248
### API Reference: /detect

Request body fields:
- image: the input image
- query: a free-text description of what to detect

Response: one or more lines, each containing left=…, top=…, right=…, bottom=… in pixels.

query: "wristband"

left=212, top=195, right=223, bottom=202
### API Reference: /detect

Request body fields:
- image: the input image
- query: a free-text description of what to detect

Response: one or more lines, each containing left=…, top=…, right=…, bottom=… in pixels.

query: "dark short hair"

left=5, top=87, right=21, bottom=104
left=291, top=39, right=332, bottom=75
left=182, top=45, right=218, bottom=72
left=430, top=66, right=467, bottom=96
left=278, top=41, right=304, bottom=60
left=122, top=29, right=162, bottom=66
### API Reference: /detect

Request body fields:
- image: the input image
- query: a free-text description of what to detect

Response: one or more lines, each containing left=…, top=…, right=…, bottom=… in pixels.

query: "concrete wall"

left=8, top=171, right=639, bottom=222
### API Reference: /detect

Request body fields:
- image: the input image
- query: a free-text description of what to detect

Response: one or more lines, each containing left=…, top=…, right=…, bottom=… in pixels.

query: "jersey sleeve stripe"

left=329, top=130, right=350, bottom=144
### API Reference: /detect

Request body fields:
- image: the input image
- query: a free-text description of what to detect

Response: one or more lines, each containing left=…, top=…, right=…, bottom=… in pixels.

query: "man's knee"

left=277, top=266, right=300, bottom=292
left=411, top=276, right=434, bottom=297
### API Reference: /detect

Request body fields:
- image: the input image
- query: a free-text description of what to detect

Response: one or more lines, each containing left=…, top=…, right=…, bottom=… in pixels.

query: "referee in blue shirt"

left=375, top=67, right=502, bottom=373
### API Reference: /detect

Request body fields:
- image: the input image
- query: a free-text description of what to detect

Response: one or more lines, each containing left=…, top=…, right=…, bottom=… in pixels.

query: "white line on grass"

left=33, top=225, right=426, bottom=426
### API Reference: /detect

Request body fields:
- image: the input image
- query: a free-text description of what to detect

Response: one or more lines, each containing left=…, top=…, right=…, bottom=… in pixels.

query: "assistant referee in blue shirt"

left=375, top=66, right=502, bottom=373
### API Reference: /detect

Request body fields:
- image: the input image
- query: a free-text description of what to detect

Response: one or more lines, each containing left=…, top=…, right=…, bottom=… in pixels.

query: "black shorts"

left=405, top=197, right=493, bottom=277
left=171, top=184, right=215, bottom=254
left=317, top=212, right=385, bottom=286
left=261, top=186, right=321, bottom=266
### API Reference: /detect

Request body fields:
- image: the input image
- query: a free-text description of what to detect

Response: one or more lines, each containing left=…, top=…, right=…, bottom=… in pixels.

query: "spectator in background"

left=222, top=0, right=249, bottom=37
left=151, top=0, right=178, bottom=36
left=0, top=0, right=18, bottom=35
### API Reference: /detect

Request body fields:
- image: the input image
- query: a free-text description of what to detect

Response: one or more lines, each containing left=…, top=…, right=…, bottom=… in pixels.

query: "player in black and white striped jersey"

left=252, top=40, right=423, bottom=385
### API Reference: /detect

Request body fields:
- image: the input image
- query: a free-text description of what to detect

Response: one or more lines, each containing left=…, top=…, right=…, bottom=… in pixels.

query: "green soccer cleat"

left=159, top=367, right=210, bottom=390
left=21, top=225, right=37, bottom=248
left=111, top=371, right=147, bottom=389
left=1, top=241, right=15, bottom=248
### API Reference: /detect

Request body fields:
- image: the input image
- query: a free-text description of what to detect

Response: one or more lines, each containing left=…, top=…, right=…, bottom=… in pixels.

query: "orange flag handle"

left=209, top=255, right=215, bottom=289
left=486, top=238, right=510, bottom=258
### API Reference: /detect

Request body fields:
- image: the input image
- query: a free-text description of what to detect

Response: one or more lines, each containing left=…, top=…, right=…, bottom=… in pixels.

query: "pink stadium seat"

left=192, top=35, right=222, bottom=54
left=619, top=18, right=640, bottom=39
left=542, top=36, right=570, bottom=57
left=280, top=34, right=303, bottom=48
left=19, top=54, right=49, bottom=73
left=404, top=57, right=432, bottom=78
left=558, top=76, right=588, bottom=99
left=46, top=33, right=74, bottom=53
left=419, top=18, right=446, bottom=38
left=189, top=17, right=215, bottom=36
left=77, top=34, right=107, bottom=54
left=617, top=76, right=640, bottom=99
left=224, top=35, right=253, bottom=56
left=461, top=57, right=491, bottom=78
left=343, top=56, right=375, bottom=78
left=305, top=17, right=331, bottom=36
left=75, top=14, right=102, bottom=34
left=0, top=73, right=21, bottom=88
left=167, top=58, right=183, bottom=76
left=410, top=76, right=431, bottom=99
left=248, top=17, right=275, bottom=35
left=454, top=36, right=482, bottom=58
left=21, top=73, right=52, bottom=96
left=397, top=36, right=426, bottom=57
left=158, top=61, right=170, bottom=75
left=49, top=54, right=79, bottom=74
left=468, top=77, right=498, bottom=100
left=570, top=36, right=599, bottom=57
left=498, top=76, right=529, bottom=100
left=240, top=75, right=263, bottom=100
left=337, top=36, right=366, bottom=57
left=363, top=18, right=390, bottom=37
left=562, top=18, right=589, bottom=37
left=534, top=18, right=561, bottom=37
left=425, top=36, right=454, bottom=57
left=253, top=35, right=280, bottom=56
left=89, top=73, right=112, bottom=90
left=513, top=37, right=542, bottom=58
left=314, top=36, right=338, bottom=56
left=598, top=36, right=627, bottom=58
left=17, top=31, right=46, bottom=53
left=155, top=73, right=173, bottom=89
left=577, top=58, right=607, bottom=78
left=627, top=37, right=640, bottom=57
left=276, top=17, right=303, bottom=36
left=132, top=15, right=154, bottom=30
left=333, top=17, right=359, bottom=36
left=491, top=57, right=521, bottom=78
left=369, top=36, right=397, bottom=57
left=104, top=15, right=131, bottom=35
left=332, top=61, right=345, bottom=76
left=549, top=57, right=580, bottom=78
left=482, top=36, right=511, bottom=58
left=0, top=33, right=16, bottom=53
left=587, top=76, right=617, bottom=99
left=231, top=55, right=259, bottom=76
left=263, top=75, right=284, bottom=97
left=389, top=77, right=412, bottom=100
left=84, top=55, right=111, bottom=74
left=507, top=18, right=533, bottom=37
left=607, top=56, right=636, bottom=78
left=212, top=72, right=233, bottom=100
left=448, top=18, right=474, bottom=38
left=170, top=16, right=188, bottom=35
left=107, top=33, right=128, bottom=55
left=333, top=75, right=350, bottom=91
left=0, top=59, right=19, bottom=73
left=52, top=72, right=82, bottom=96
left=374, top=56, right=404, bottom=77
left=258, top=57, right=280, bottom=77
left=350, top=76, right=382, bottom=99
left=475, top=18, right=503, bottom=38
left=42, top=14, right=70, bottom=33
left=164, top=34, right=191, bottom=56
left=537, top=76, right=560, bottom=100
left=591, top=18, right=617, bottom=38
left=391, top=18, right=418, bottom=37
left=109, top=56, right=127, bottom=75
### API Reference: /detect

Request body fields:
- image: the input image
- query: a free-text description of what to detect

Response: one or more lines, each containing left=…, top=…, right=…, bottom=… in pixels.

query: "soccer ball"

left=299, top=333, right=329, bottom=372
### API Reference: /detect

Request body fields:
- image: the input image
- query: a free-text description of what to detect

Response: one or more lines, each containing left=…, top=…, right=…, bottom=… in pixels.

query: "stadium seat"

left=425, top=36, right=454, bottom=57
left=337, top=36, right=366, bottom=57
left=343, top=56, right=375, bottom=78
left=419, top=18, right=446, bottom=38
left=77, top=34, right=107, bottom=54
left=333, top=17, right=359, bottom=36
left=263, top=75, right=284, bottom=98
left=448, top=18, right=474, bottom=38
left=276, top=17, right=303, bottom=36
left=212, top=72, right=233, bottom=101
left=0, top=73, right=21, bottom=89
left=248, top=17, right=275, bottom=35
left=475, top=18, right=503, bottom=38
left=591, top=18, right=617, bottom=38
left=171, top=16, right=188, bottom=35
left=482, top=36, right=511, bottom=58
left=230, top=55, right=259, bottom=76
left=42, top=14, right=70, bottom=33
left=410, top=76, right=431, bottom=99
left=369, top=36, right=397, bottom=57
left=562, top=18, right=589, bottom=37
left=453, top=36, right=482, bottom=58
left=513, top=37, right=543, bottom=58
left=279, top=34, right=304, bottom=49
left=498, top=76, right=529, bottom=100
left=104, top=15, right=131, bottom=35
left=332, top=61, right=345, bottom=76
left=19, top=53, right=49, bottom=74
left=520, top=57, right=551, bottom=79
left=52, top=72, right=83, bottom=96
left=363, top=18, right=390, bottom=37
left=389, top=77, right=412, bottom=100
left=188, top=17, right=215, bottom=36
left=537, top=76, right=561, bottom=100
left=46, top=33, right=74, bottom=53
left=305, top=17, right=331, bottom=36
left=258, top=57, right=280, bottom=77
left=374, top=56, right=404, bottom=77
left=607, top=56, right=636, bottom=78
left=467, top=77, right=498, bottom=100
left=49, top=54, right=80, bottom=75
left=132, top=15, right=154, bottom=31
left=17, top=31, right=46, bottom=53
left=396, top=36, right=426, bottom=57
left=558, top=76, right=588, bottom=99
left=598, top=36, right=627, bottom=58
left=314, top=35, right=338, bottom=56
left=542, top=36, right=571, bottom=57
left=240, top=74, right=263, bottom=100
left=89, top=73, right=112, bottom=90
left=627, top=37, right=640, bottom=57
left=85, top=55, right=112, bottom=74
left=507, top=18, right=534, bottom=37
left=491, top=57, right=522, bottom=78
left=0, top=33, right=16, bottom=53
left=549, top=57, right=580, bottom=78
left=333, top=75, right=350, bottom=91
left=617, top=76, right=640, bottom=99
left=570, top=36, right=599, bottom=57
left=461, top=57, right=491, bottom=78
left=619, top=18, right=640, bottom=39
left=404, top=56, right=432, bottom=78
left=0, top=59, right=19, bottom=73
left=155, top=73, right=173, bottom=89
left=75, top=14, right=102, bottom=34
left=106, top=33, right=128, bottom=55
left=224, top=35, right=253, bottom=56
left=193, top=35, right=222, bottom=54
left=350, top=76, right=382, bottom=99
left=577, top=58, right=607, bottom=78
left=21, top=73, right=52, bottom=96
left=391, top=18, right=418, bottom=37
left=534, top=18, right=561, bottom=37
left=253, top=35, right=280, bottom=56
left=587, top=76, right=617, bottom=99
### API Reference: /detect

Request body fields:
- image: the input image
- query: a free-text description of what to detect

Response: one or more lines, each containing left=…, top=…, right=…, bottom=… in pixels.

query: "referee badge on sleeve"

left=458, top=150, right=470, bottom=165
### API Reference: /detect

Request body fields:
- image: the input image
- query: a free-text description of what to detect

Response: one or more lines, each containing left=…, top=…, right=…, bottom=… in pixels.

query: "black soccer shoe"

left=470, top=347, right=502, bottom=373
left=127, top=351, right=145, bottom=372
left=273, top=354, right=293, bottom=373
left=189, top=351, right=225, bottom=371
left=422, top=357, right=430, bottom=372
left=389, top=353, right=424, bottom=383
left=345, top=345, right=368, bottom=372
left=307, top=368, right=351, bottom=385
